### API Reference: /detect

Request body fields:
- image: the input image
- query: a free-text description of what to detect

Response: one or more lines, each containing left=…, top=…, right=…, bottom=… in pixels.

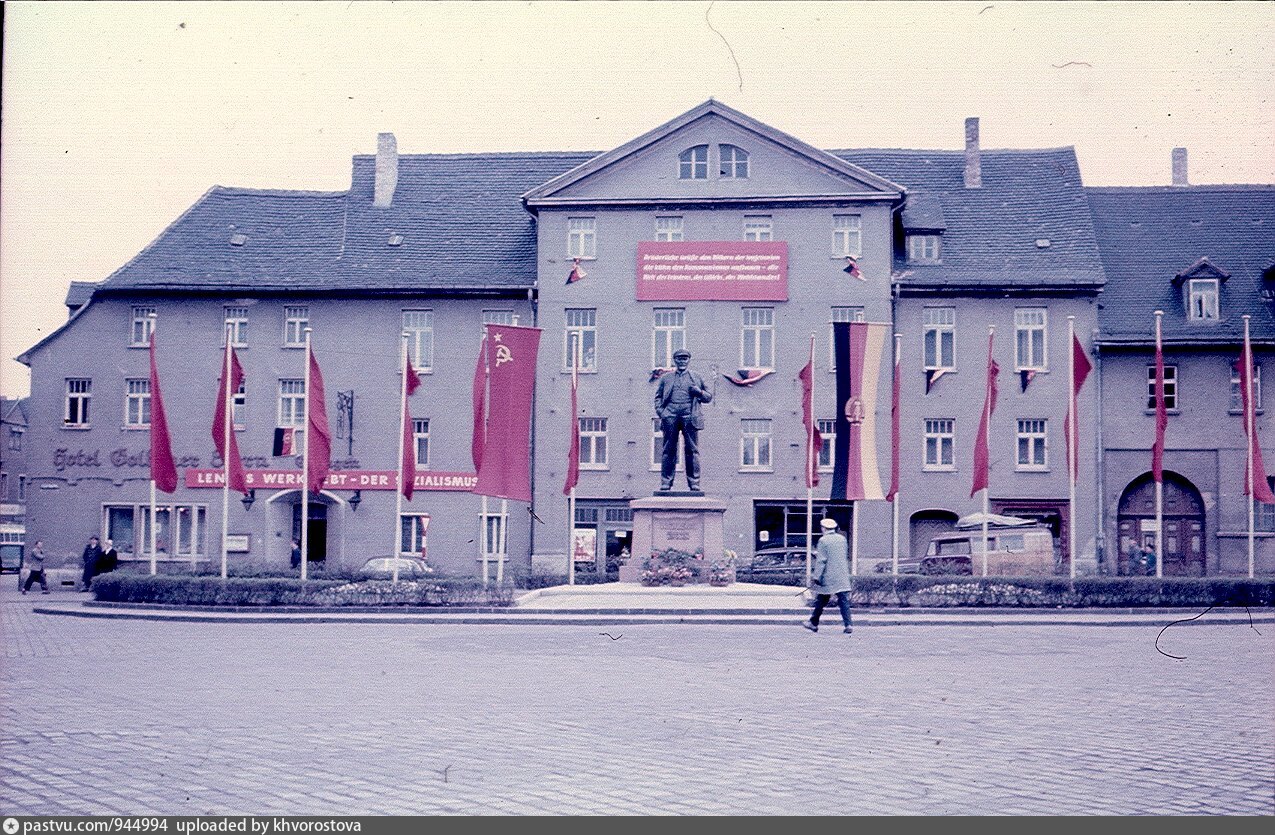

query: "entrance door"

left=292, top=501, right=328, bottom=562
left=1116, top=473, right=1206, bottom=576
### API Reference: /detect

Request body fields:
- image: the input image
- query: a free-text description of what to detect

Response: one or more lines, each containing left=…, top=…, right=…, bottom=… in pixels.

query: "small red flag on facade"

left=148, top=333, right=178, bottom=493
left=566, top=258, right=587, bottom=285
left=842, top=256, right=864, bottom=281
left=971, top=331, right=1000, bottom=497
left=307, top=349, right=332, bottom=495
left=211, top=344, right=248, bottom=495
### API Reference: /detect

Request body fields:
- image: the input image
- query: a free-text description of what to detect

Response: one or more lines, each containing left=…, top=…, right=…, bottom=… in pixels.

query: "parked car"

left=357, top=557, right=435, bottom=581
left=0, top=523, right=25, bottom=580
left=875, top=525, right=1058, bottom=576
left=736, top=546, right=815, bottom=585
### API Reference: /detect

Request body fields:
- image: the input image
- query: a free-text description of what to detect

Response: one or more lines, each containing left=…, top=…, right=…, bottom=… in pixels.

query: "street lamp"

left=241, top=489, right=256, bottom=511
left=349, top=490, right=362, bottom=512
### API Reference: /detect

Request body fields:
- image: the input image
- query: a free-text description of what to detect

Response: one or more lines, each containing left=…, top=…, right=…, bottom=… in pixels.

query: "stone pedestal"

left=620, top=495, right=728, bottom=583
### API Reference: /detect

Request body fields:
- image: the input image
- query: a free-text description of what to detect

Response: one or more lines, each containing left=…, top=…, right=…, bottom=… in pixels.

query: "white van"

left=878, top=524, right=1058, bottom=576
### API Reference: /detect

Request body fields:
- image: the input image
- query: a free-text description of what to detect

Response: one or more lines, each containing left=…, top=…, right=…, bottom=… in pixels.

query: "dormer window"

left=907, top=234, right=942, bottom=264
left=720, top=144, right=749, bottom=179
left=679, top=145, right=708, bottom=180
left=1188, top=278, right=1219, bottom=321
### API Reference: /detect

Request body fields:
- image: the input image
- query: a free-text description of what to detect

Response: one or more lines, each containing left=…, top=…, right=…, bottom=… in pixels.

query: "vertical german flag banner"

left=830, top=321, right=888, bottom=501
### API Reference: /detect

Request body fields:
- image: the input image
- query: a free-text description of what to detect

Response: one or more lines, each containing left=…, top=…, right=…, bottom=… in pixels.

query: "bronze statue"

left=654, top=349, right=712, bottom=491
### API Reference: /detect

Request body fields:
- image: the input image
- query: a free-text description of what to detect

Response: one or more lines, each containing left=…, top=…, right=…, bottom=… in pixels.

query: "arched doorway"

left=1116, top=472, right=1206, bottom=576
left=264, top=489, right=348, bottom=566
left=910, top=509, right=959, bottom=558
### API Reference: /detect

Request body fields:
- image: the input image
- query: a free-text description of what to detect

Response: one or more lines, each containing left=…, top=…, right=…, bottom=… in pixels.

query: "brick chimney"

left=964, top=117, right=981, bottom=189
left=374, top=132, right=399, bottom=208
left=1172, top=147, right=1189, bottom=187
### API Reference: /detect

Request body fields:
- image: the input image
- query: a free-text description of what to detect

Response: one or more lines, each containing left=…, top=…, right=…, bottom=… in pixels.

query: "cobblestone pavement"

left=1, top=587, right=1271, bottom=815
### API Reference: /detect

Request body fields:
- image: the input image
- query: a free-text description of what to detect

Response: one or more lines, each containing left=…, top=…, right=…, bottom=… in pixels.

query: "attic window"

left=679, top=145, right=708, bottom=180
left=907, top=234, right=941, bottom=264
left=720, top=144, right=749, bottom=179
left=229, top=233, right=247, bottom=246
left=1187, top=279, right=1219, bottom=322
left=388, top=234, right=404, bottom=246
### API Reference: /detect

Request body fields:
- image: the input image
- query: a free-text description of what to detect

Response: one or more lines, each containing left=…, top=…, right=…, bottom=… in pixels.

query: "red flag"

left=971, top=331, right=1000, bottom=497
left=307, top=349, right=332, bottom=495
left=1152, top=322, right=1167, bottom=483
left=798, top=338, right=823, bottom=488
left=887, top=341, right=900, bottom=502
left=1240, top=329, right=1275, bottom=503
left=148, top=333, right=178, bottom=493
left=1064, top=333, right=1093, bottom=484
left=563, top=351, right=580, bottom=495
left=473, top=325, right=541, bottom=502
left=842, top=256, right=864, bottom=281
left=471, top=332, right=487, bottom=472
left=401, top=363, right=421, bottom=501
left=565, top=258, right=587, bottom=285
left=211, top=345, right=248, bottom=495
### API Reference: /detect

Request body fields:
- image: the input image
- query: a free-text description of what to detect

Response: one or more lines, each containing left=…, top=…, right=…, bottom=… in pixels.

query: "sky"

left=1, top=0, right=1272, bottom=398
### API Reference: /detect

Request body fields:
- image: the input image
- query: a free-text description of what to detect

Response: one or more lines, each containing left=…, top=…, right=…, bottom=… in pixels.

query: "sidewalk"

left=25, top=581, right=1275, bottom=627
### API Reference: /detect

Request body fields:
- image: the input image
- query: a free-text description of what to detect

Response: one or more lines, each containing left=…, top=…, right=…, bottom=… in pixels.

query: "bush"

left=91, top=573, right=515, bottom=607
left=842, top=575, right=1275, bottom=608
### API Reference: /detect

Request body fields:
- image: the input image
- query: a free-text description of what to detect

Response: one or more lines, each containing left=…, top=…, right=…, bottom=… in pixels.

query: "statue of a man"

left=654, top=349, right=712, bottom=491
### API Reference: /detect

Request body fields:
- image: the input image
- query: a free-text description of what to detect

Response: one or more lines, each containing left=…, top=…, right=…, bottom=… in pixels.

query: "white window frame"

left=7, top=427, right=22, bottom=451
left=829, top=306, right=866, bottom=369
left=124, top=378, right=151, bottom=429
left=403, top=309, right=435, bottom=373
left=741, top=307, right=775, bottom=370
left=924, top=418, right=955, bottom=471
left=1231, top=364, right=1263, bottom=412
left=743, top=215, right=773, bottom=242
left=579, top=417, right=608, bottom=470
left=651, top=418, right=684, bottom=472
left=278, top=379, right=306, bottom=428
left=1188, top=279, right=1219, bottom=321
left=567, top=217, right=597, bottom=259
left=231, top=380, right=246, bottom=431
left=64, top=378, right=92, bottom=428
left=907, top=234, right=942, bottom=264
left=17, top=474, right=26, bottom=502
left=1147, top=365, right=1178, bottom=411
left=655, top=216, right=684, bottom=242
left=130, top=307, right=156, bottom=347
left=740, top=418, right=773, bottom=472
left=832, top=215, right=862, bottom=258
left=413, top=418, right=430, bottom=468
left=480, top=510, right=507, bottom=559
left=923, top=307, right=956, bottom=371
left=482, top=309, right=516, bottom=326
left=719, top=144, right=749, bottom=179
left=1016, top=419, right=1049, bottom=471
left=283, top=306, right=309, bottom=348
left=817, top=418, right=836, bottom=471
left=679, top=145, right=708, bottom=180
left=652, top=308, right=686, bottom=370
left=105, top=502, right=206, bottom=558
left=400, top=513, right=431, bottom=557
left=224, top=306, right=249, bottom=348
left=1014, top=308, right=1048, bottom=372
left=564, top=309, right=597, bottom=373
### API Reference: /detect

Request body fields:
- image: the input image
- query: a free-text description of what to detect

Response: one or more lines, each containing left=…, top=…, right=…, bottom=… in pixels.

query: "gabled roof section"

left=64, top=281, right=98, bottom=312
left=523, top=99, right=905, bottom=205
left=0, top=397, right=29, bottom=428
left=1171, top=256, right=1230, bottom=286
left=901, top=194, right=946, bottom=232
left=1089, top=185, right=1275, bottom=344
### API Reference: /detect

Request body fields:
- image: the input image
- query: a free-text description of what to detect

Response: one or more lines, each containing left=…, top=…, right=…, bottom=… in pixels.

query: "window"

left=1014, top=308, right=1048, bottom=371
left=743, top=215, right=772, bottom=242
left=579, top=417, right=608, bottom=469
left=1016, top=419, right=1048, bottom=470
left=283, top=306, right=309, bottom=347
left=1259, top=480, right=1275, bottom=531
left=17, top=475, right=26, bottom=502
left=224, top=307, right=249, bottom=347
left=1231, top=364, right=1263, bottom=412
left=832, top=215, right=862, bottom=257
left=720, top=144, right=749, bottom=178
left=923, top=307, right=956, bottom=370
left=741, top=307, right=775, bottom=370
left=1188, top=279, right=1219, bottom=321
left=679, top=145, right=708, bottom=180
left=413, top=418, right=430, bottom=468
left=130, top=307, right=156, bottom=346
left=7, top=428, right=22, bottom=451
left=817, top=419, right=836, bottom=471
left=655, top=216, right=684, bottom=242
left=403, top=310, right=434, bottom=372
left=907, top=234, right=941, bottom=263
left=400, top=513, right=431, bottom=557
left=482, top=309, right=515, bottom=326
left=651, top=418, right=683, bottom=472
left=105, top=503, right=206, bottom=557
left=64, top=378, right=91, bottom=427
left=0, top=474, right=6, bottom=501
left=279, top=379, right=306, bottom=427
left=564, top=309, right=597, bottom=372
left=829, top=306, right=865, bottom=369
left=567, top=217, right=596, bottom=259
left=231, top=381, right=246, bottom=431
left=924, top=419, right=955, bottom=471
left=1146, top=365, right=1178, bottom=411
left=740, top=418, right=773, bottom=471
left=124, top=379, right=151, bottom=428
left=652, top=308, right=686, bottom=369
left=481, top=510, right=506, bottom=560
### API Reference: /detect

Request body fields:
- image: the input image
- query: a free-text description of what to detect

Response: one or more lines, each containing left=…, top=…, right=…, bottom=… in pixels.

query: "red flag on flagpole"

left=471, top=332, right=488, bottom=473
left=306, top=349, right=332, bottom=495
left=1064, top=333, right=1093, bottom=484
left=1240, top=328, right=1275, bottom=504
left=971, top=331, right=1000, bottom=497
left=211, top=345, right=248, bottom=495
left=798, top=339, right=823, bottom=488
left=563, top=346, right=580, bottom=495
left=473, top=325, right=541, bottom=502
left=1152, top=321, right=1168, bottom=484
left=401, top=364, right=421, bottom=501
left=887, top=341, right=900, bottom=502
left=148, top=333, right=178, bottom=493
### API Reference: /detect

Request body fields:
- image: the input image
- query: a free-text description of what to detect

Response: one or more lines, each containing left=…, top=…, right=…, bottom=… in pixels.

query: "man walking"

left=653, top=348, right=712, bottom=492
left=803, top=517, right=853, bottom=634
left=22, top=540, right=50, bottom=595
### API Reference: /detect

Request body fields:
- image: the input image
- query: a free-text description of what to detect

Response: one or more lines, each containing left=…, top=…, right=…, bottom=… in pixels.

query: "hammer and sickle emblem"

left=494, top=345, right=514, bottom=366
left=844, top=397, right=865, bottom=425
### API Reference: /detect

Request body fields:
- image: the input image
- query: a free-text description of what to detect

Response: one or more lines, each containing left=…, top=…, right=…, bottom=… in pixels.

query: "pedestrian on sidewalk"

left=22, top=540, right=50, bottom=595
left=80, top=535, right=103, bottom=591
left=803, top=517, right=853, bottom=634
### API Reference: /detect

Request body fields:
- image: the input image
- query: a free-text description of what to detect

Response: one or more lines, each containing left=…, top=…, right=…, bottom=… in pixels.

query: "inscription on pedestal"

left=652, top=513, right=702, bottom=552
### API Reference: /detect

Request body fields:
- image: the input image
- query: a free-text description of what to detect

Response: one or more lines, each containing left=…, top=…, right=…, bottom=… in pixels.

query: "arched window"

left=720, top=144, right=749, bottom=179
left=678, top=145, right=708, bottom=180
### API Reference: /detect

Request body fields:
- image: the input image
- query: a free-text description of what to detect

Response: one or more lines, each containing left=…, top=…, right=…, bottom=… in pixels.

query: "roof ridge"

left=1087, top=184, right=1275, bottom=193
left=353, top=150, right=602, bottom=161
left=830, top=146, right=1078, bottom=156
left=210, top=186, right=349, bottom=198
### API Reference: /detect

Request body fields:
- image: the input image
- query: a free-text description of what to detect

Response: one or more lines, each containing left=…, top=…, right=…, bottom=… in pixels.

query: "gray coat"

left=654, top=370, right=712, bottom=429
left=811, top=531, right=852, bottom=594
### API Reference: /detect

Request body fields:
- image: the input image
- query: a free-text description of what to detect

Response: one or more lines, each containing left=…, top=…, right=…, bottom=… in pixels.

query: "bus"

left=0, top=522, right=25, bottom=576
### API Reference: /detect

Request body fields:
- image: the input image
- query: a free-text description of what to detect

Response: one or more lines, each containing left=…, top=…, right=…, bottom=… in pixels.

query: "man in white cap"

left=803, top=517, right=853, bottom=634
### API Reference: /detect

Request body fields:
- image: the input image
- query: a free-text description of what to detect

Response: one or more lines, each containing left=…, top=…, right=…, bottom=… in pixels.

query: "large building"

left=14, top=101, right=1274, bottom=577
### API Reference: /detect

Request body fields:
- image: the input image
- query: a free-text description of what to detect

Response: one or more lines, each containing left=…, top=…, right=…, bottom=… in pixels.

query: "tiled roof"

left=64, top=281, right=99, bottom=309
left=900, top=194, right=946, bottom=232
left=833, top=148, right=1106, bottom=289
left=1088, top=186, right=1275, bottom=344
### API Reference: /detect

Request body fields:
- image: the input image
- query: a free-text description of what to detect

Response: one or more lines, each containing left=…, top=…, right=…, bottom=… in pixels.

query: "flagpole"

left=221, top=323, right=233, bottom=579
left=1068, top=316, right=1077, bottom=581
left=851, top=500, right=860, bottom=577
left=301, top=326, right=312, bottom=582
left=1245, top=314, right=1256, bottom=580
left=148, top=314, right=159, bottom=576
left=498, top=318, right=514, bottom=587
left=480, top=324, right=490, bottom=587
left=394, top=332, right=410, bottom=585
left=805, top=333, right=815, bottom=588
left=983, top=325, right=993, bottom=578
left=569, top=335, right=580, bottom=586
left=892, top=332, right=901, bottom=577
left=1154, top=311, right=1164, bottom=579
